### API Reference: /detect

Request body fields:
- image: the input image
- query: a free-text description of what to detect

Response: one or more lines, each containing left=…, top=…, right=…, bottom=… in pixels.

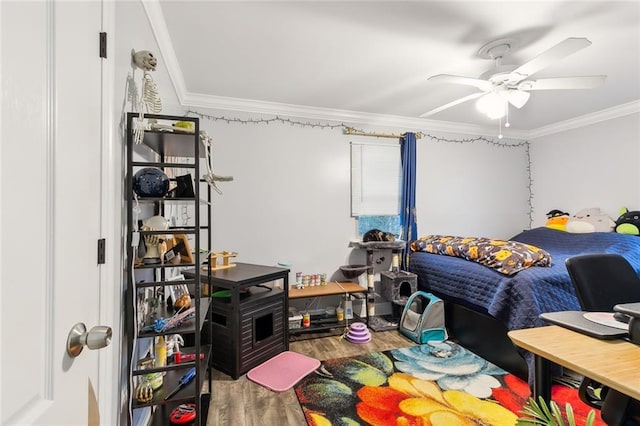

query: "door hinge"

left=99, top=32, right=107, bottom=58
left=97, top=238, right=106, bottom=264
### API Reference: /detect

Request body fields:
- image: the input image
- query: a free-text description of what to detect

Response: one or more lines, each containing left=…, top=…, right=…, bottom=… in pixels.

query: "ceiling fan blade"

left=518, top=75, right=606, bottom=91
left=419, top=92, right=484, bottom=118
left=510, top=37, right=593, bottom=82
left=428, top=74, right=493, bottom=92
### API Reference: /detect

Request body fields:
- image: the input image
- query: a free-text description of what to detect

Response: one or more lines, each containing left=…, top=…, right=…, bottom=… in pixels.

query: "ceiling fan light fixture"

left=506, top=90, right=530, bottom=109
left=476, top=92, right=506, bottom=119
left=420, top=38, right=605, bottom=127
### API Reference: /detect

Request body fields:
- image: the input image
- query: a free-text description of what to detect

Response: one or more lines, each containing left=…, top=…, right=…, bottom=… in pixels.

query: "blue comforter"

left=409, top=227, right=640, bottom=331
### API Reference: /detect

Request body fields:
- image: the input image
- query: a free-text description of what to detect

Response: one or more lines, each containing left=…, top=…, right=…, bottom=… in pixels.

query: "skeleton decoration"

left=200, top=130, right=234, bottom=194
left=133, top=50, right=157, bottom=72
left=132, top=49, right=163, bottom=143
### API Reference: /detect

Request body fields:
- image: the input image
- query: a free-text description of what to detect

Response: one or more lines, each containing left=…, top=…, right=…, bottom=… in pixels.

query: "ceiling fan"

left=420, top=37, right=606, bottom=120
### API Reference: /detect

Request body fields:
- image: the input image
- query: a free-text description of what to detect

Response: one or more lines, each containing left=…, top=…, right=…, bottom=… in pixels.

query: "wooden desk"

left=289, top=282, right=367, bottom=339
left=289, top=281, right=366, bottom=299
left=509, top=325, right=640, bottom=424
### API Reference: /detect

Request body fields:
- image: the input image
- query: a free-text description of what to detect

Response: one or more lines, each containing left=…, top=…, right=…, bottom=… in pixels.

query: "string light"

left=421, top=133, right=533, bottom=228
left=187, top=110, right=347, bottom=129
left=187, top=109, right=534, bottom=228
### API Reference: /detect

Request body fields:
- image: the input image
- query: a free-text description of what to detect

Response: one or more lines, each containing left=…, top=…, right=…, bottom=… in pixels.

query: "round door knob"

left=67, top=323, right=113, bottom=358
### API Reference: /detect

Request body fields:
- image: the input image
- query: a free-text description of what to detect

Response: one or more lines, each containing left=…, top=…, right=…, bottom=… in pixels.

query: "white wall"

left=530, top=113, right=640, bottom=227
left=196, top=110, right=531, bottom=288
left=417, top=135, right=531, bottom=238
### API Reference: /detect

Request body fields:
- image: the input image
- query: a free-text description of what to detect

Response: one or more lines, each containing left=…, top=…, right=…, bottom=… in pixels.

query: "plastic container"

left=145, top=372, right=164, bottom=390
left=155, top=336, right=167, bottom=367
left=344, top=295, right=354, bottom=320
left=289, top=314, right=303, bottom=329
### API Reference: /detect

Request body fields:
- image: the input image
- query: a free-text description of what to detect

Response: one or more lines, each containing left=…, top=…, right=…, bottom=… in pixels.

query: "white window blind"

left=351, top=142, right=401, bottom=216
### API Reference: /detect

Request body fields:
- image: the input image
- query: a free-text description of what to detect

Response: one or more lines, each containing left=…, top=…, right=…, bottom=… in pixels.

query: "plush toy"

left=615, top=207, right=640, bottom=236
left=565, top=207, right=615, bottom=233
left=545, top=209, right=570, bottom=231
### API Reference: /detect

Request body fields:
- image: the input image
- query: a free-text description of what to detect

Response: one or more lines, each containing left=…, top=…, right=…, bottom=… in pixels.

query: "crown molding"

left=527, top=100, right=640, bottom=139
left=141, top=0, right=186, bottom=105
left=181, top=92, right=525, bottom=138
left=143, top=0, right=636, bottom=142
left=141, top=0, right=524, bottom=139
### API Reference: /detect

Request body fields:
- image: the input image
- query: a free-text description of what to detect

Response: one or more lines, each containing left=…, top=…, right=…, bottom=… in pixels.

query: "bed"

left=408, top=227, right=640, bottom=382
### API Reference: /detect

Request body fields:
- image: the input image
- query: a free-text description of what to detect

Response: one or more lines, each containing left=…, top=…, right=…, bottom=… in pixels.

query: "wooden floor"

left=206, top=330, right=416, bottom=426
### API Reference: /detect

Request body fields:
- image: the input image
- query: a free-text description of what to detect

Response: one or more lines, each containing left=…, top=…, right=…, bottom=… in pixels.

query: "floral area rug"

left=294, top=341, right=604, bottom=425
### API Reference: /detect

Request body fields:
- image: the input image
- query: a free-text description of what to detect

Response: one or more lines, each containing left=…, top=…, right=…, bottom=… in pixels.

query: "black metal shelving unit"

left=125, top=113, right=212, bottom=425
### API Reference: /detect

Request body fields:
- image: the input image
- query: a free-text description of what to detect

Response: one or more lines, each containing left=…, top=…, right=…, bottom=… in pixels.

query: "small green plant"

left=517, top=396, right=596, bottom=426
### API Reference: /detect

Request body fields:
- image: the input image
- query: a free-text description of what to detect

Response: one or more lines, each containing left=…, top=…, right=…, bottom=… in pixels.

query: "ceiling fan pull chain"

left=498, top=117, right=503, bottom=139
left=505, top=103, right=511, bottom=128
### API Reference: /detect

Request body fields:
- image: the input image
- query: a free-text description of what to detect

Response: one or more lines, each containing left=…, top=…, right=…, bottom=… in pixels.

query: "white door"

left=1, top=1, right=107, bottom=425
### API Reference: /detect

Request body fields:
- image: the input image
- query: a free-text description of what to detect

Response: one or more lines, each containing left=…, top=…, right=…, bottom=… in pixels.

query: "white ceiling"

left=155, top=1, right=640, bottom=135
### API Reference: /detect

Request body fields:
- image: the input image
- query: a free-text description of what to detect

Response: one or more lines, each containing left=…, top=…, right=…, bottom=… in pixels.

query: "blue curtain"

left=400, top=132, right=417, bottom=270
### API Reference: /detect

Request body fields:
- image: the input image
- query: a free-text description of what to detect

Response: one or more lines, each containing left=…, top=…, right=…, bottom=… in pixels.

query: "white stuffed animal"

left=565, top=207, right=615, bottom=233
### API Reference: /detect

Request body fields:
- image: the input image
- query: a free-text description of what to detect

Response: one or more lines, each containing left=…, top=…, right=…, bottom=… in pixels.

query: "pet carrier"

left=399, top=291, right=447, bottom=344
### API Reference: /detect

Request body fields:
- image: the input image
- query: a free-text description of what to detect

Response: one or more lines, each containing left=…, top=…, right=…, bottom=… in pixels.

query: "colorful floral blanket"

left=410, top=235, right=552, bottom=276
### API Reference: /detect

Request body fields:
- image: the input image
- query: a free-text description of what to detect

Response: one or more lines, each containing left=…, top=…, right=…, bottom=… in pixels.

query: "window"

left=350, top=142, right=402, bottom=236
left=350, top=142, right=401, bottom=216
left=357, top=215, right=401, bottom=237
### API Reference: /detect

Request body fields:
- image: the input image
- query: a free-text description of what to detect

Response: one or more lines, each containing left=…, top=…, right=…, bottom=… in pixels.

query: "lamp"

left=476, top=89, right=531, bottom=120
left=476, top=89, right=532, bottom=138
left=505, top=89, right=530, bottom=109
left=476, top=92, right=506, bottom=119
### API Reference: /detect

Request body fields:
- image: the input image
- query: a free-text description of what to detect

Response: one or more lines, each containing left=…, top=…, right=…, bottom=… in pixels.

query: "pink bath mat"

left=247, top=351, right=320, bottom=392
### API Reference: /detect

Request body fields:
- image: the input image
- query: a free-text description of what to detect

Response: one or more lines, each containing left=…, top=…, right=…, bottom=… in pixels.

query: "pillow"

left=411, top=235, right=552, bottom=275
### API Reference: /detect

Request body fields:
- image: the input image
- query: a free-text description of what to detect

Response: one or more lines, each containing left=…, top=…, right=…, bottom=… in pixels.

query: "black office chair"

left=566, top=253, right=640, bottom=312
left=565, top=253, right=640, bottom=425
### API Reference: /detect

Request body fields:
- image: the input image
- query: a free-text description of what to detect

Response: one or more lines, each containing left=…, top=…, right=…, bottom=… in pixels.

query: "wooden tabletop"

left=289, top=281, right=366, bottom=299
left=508, top=325, right=640, bottom=401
